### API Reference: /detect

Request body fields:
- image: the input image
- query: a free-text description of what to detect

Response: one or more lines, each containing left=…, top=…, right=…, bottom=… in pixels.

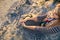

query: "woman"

left=20, top=3, right=60, bottom=34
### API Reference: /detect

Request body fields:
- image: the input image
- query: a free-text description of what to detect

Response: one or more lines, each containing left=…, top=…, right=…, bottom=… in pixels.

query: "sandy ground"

left=0, top=0, right=18, bottom=15
left=0, top=0, right=23, bottom=40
